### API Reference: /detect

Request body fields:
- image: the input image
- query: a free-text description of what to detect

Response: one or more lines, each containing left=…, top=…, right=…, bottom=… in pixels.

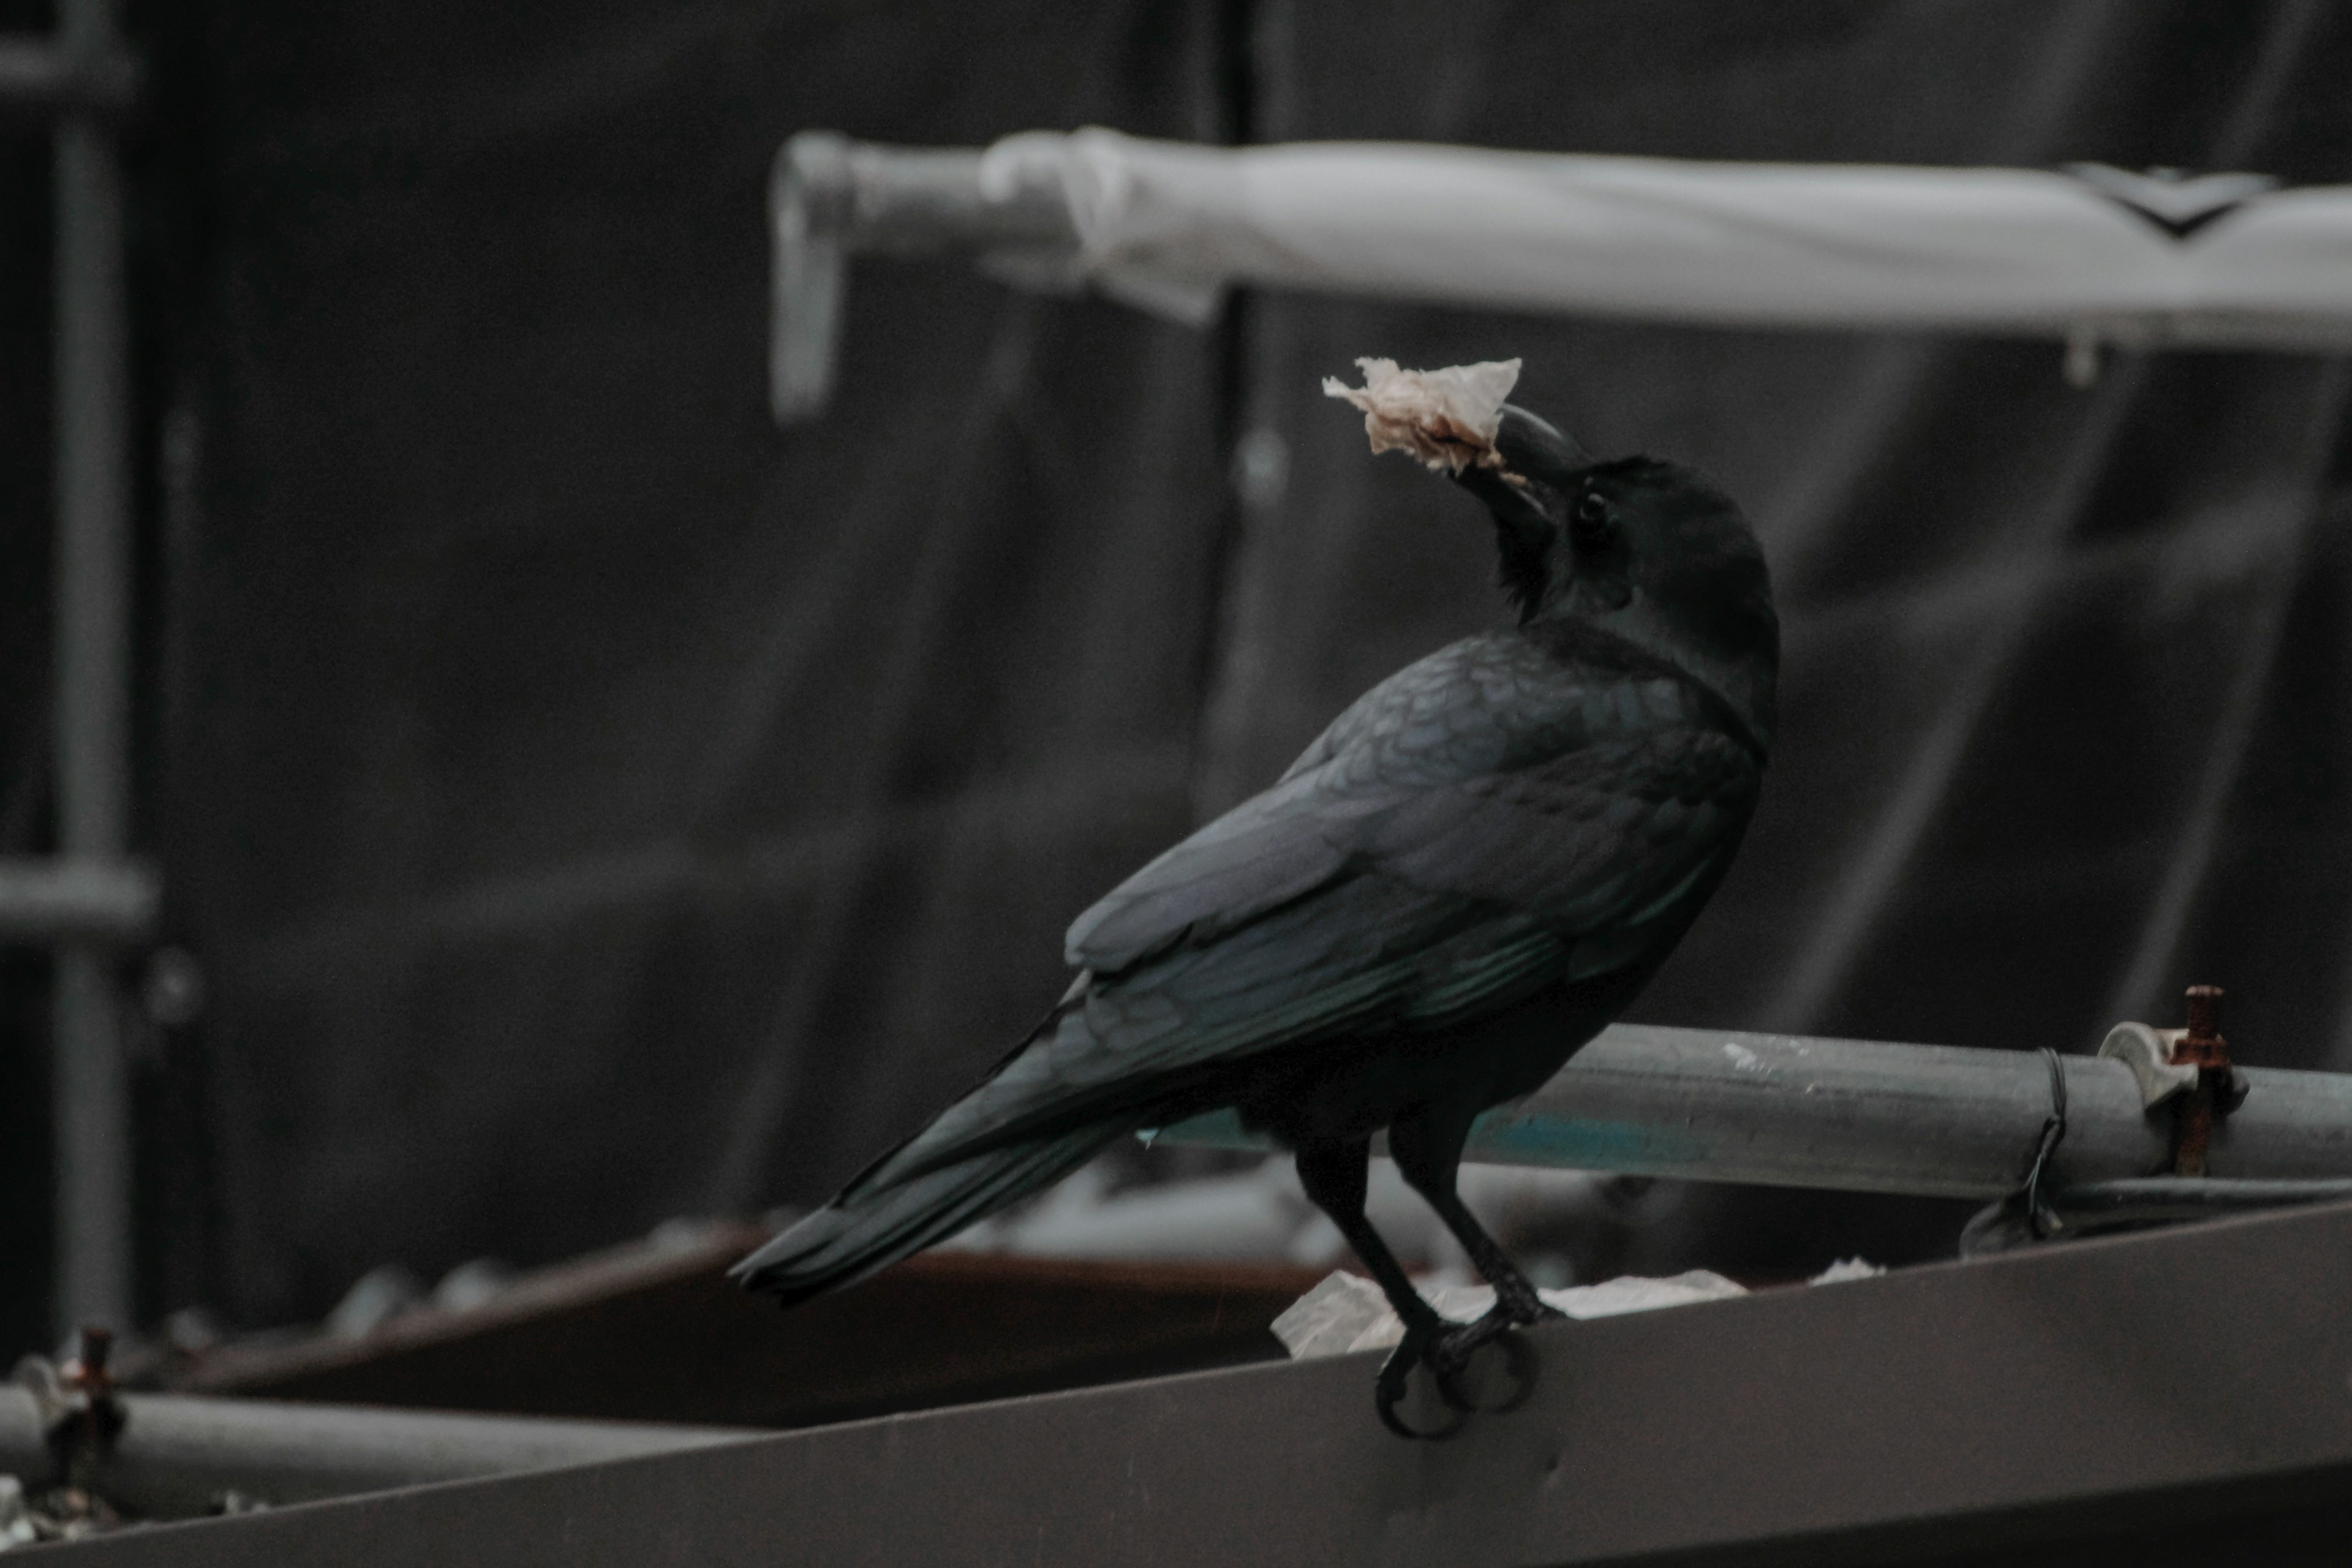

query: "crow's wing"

left=1049, top=726, right=1754, bottom=1087
left=1065, top=630, right=1648, bottom=973
left=864, top=630, right=1760, bottom=1188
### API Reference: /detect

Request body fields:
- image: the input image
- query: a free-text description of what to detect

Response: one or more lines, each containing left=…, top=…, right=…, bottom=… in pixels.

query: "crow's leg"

left=1389, top=1104, right=1562, bottom=1413
left=1389, top=1102, right=1561, bottom=1320
left=1293, top=1139, right=1464, bottom=1441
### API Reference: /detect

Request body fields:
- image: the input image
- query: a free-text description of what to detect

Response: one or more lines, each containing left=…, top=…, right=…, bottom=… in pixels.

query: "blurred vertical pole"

left=51, top=0, right=135, bottom=1336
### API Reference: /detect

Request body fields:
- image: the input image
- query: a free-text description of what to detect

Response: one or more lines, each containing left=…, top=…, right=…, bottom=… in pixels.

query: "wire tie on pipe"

left=2022, top=1046, right=2069, bottom=1239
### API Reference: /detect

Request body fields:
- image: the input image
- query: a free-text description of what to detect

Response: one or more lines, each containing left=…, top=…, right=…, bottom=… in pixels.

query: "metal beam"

left=40, top=1199, right=2352, bottom=1566
left=0, top=1388, right=756, bottom=1518
left=0, top=856, right=159, bottom=943
left=1150, top=1023, right=2352, bottom=1197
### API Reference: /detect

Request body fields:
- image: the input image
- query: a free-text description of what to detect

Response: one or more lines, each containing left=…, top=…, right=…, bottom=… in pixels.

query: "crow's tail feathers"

left=729, top=1127, right=1117, bottom=1308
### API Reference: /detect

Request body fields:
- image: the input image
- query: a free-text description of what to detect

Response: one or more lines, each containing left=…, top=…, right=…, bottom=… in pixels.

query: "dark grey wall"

left=8, top=0, right=2352, bottom=1344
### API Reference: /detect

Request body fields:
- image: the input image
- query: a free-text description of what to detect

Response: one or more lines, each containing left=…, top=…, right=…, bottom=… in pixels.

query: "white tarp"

left=974, top=129, right=2352, bottom=350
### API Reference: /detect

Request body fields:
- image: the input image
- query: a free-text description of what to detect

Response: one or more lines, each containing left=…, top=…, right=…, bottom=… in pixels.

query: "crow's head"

left=1454, top=405, right=1779, bottom=748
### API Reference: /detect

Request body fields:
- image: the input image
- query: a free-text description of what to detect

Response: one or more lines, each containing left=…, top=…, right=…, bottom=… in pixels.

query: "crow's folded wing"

left=1051, top=726, right=1757, bottom=1087
left=1065, top=630, right=1724, bottom=974
left=873, top=646, right=1760, bottom=1184
left=1057, top=764, right=1373, bottom=976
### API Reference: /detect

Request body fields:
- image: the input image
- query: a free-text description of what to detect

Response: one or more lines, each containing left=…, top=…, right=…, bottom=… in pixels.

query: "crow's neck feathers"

left=1479, top=455, right=1778, bottom=755
left=1494, top=514, right=1552, bottom=622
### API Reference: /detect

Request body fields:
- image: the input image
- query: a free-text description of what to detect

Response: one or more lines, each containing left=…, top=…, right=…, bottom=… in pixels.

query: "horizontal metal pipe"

left=1148, top=1023, right=2352, bottom=1199
left=0, top=1388, right=757, bottom=1518
left=0, top=39, right=138, bottom=116
left=0, top=856, right=158, bottom=943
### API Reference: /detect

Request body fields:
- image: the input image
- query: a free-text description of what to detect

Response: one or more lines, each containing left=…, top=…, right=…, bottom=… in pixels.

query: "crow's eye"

left=1572, top=491, right=1614, bottom=548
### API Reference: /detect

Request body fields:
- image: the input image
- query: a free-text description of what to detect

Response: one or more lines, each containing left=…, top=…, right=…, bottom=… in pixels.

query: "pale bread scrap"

left=1321, top=357, right=1522, bottom=473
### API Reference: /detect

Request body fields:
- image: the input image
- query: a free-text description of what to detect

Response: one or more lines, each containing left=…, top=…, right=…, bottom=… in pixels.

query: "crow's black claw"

left=1374, top=1321, right=1469, bottom=1441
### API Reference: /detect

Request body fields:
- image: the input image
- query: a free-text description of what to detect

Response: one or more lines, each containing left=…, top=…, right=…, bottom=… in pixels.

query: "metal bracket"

left=0, top=856, right=160, bottom=945
left=2096, top=1022, right=2199, bottom=1110
left=12, top=1329, right=126, bottom=1497
left=2097, top=988, right=2250, bottom=1177
left=769, top=131, right=1079, bottom=424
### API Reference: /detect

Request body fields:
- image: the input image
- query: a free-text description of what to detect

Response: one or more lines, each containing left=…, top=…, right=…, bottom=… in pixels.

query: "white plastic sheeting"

left=974, top=129, right=2352, bottom=350
left=1271, top=1268, right=1750, bottom=1360
left=1271, top=1260, right=1885, bottom=1360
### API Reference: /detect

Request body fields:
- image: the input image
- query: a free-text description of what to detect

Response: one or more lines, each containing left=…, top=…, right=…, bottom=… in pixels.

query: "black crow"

left=735, top=383, right=1777, bottom=1438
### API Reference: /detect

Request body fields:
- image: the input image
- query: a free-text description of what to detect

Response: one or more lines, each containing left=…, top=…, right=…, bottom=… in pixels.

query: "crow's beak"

left=1449, top=404, right=1588, bottom=536
left=1491, top=404, right=1591, bottom=482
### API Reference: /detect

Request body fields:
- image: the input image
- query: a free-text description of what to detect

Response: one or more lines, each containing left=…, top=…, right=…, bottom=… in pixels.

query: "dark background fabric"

left=4, top=0, right=2351, bottom=1348
left=1, top=0, right=64, bottom=1363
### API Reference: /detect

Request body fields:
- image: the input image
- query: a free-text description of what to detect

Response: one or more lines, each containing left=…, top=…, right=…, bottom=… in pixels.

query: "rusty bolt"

left=62, top=1325, right=114, bottom=1399
left=57, top=1323, right=125, bottom=1493
left=2173, top=985, right=2229, bottom=1068
left=2168, top=986, right=2233, bottom=1176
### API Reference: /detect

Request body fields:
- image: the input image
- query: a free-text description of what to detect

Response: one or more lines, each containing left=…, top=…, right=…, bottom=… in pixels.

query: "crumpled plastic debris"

left=1272, top=1267, right=1749, bottom=1359
left=0, top=1477, right=37, bottom=1552
left=9, top=1348, right=131, bottom=1545
left=0, top=1477, right=120, bottom=1551
left=1321, top=357, right=1521, bottom=472
left=324, top=1264, right=426, bottom=1340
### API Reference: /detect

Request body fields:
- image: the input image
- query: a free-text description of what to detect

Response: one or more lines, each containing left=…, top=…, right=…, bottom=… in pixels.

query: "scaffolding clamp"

left=0, top=38, right=143, bottom=119
left=2098, top=986, right=2250, bottom=1177
left=11, top=1327, right=127, bottom=1502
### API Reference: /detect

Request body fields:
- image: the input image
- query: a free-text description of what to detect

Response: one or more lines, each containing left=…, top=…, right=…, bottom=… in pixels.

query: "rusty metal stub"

left=55, top=1326, right=127, bottom=1494
left=2165, top=986, right=2250, bottom=1178
left=2171, top=986, right=2229, bottom=1069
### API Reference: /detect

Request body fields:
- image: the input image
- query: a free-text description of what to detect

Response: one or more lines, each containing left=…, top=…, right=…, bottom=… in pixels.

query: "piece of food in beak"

left=1321, top=356, right=1523, bottom=473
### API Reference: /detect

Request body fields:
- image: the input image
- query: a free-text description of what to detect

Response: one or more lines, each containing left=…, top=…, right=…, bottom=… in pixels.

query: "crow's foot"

left=1427, top=1302, right=1558, bottom=1414
left=1373, top=1292, right=1565, bottom=1436
left=1374, top=1319, right=1469, bottom=1441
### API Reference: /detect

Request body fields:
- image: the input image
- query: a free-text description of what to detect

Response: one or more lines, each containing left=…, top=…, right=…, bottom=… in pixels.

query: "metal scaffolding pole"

left=0, top=1385, right=758, bottom=1518
left=48, top=0, right=137, bottom=1338
left=1149, top=1020, right=2352, bottom=1201
left=0, top=856, right=156, bottom=943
